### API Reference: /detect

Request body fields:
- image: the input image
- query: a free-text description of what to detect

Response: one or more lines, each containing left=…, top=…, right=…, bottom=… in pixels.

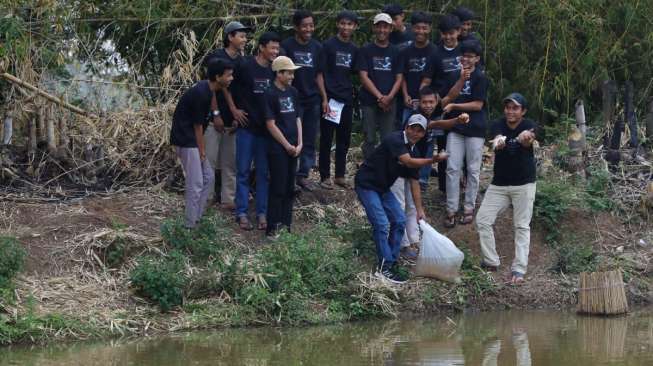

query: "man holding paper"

left=318, top=10, right=360, bottom=189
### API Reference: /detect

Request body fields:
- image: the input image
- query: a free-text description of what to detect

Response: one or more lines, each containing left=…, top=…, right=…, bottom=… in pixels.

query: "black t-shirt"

left=322, top=36, right=358, bottom=105
left=445, top=67, right=488, bottom=138
left=400, top=43, right=435, bottom=100
left=423, top=44, right=462, bottom=97
left=204, top=48, right=241, bottom=127
left=491, top=117, right=538, bottom=186
left=357, top=42, right=403, bottom=106
left=389, top=28, right=415, bottom=49
left=264, top=84, right=302, bottom=154
left=170, top=80, right=213, bottom=147
left=281, top=37, right=323, bottom=104
left=232, top=56, right=274, bottom=134
left=355, top=131, right=423, bottom=192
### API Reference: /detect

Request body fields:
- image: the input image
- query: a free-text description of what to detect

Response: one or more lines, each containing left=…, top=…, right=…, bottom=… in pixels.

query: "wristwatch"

left=212, top=110, right=220, bottom=117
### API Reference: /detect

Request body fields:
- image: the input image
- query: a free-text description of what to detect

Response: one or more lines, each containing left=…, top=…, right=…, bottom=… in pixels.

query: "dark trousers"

left=319, top=103, right=353, bottom=180
left=436, top=134, right=447, bottom=193
left=297, top=102, right=321, bottom=178
left=267, top=151, right=298, bottom=234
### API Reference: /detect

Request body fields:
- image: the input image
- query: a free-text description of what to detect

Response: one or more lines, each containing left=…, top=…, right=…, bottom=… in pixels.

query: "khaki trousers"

left=204, top=125, right=237, bottom=205
left=476, top=183, right=536, bottom=275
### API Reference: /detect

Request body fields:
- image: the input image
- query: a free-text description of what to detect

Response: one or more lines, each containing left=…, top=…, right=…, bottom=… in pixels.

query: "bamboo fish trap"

left=577, top=270, right=628, bottom=315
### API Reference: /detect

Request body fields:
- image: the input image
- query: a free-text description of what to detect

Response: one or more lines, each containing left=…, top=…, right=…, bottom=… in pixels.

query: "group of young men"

left=169, top=5, right=539, bottom=284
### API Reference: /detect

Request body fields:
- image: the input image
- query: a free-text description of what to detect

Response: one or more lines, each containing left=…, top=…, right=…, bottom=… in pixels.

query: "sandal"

left=237, top=216, right=254, bottom=231
left=510, top=271, right=525, bottom=285
left=257, top=215, right=267, bottom=231
left=459, top=210, right=474, bottom=225
left=334, top=177, right=351, bottom=189
left=443, top=213, right=456, bottom=228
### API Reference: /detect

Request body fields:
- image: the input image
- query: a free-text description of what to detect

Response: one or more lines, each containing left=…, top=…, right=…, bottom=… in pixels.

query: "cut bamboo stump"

left=578, top=270, right=628, bottom=315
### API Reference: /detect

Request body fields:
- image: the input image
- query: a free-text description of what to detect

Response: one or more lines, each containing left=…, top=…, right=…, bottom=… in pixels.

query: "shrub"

left=583, top=165, right=614, bottom=212
left=0, top=236, right=27, bottom=290
left=160, top=213, right=232, bottom=263
left=554, top=242, right=597, bottom=274
left=129, top=251, right=187, bottom=312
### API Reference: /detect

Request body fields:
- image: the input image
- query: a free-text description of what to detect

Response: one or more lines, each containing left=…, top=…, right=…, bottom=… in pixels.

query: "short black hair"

left=257, top=31, right=281, bottom=49
left=206, top=58, right=234, bottom=82
left=336, top=10, right=359, bottom=23
left=382, top=4, right=403, bottom=17
left=292, top=9, right=313, bottom=26
left=419, top=86, right=438, bottom=99
left=411, top=11, right=431, bottom=25
left=438, top=14, right=461, bottom=32
left=460, top=39, right=482, bottom=56
left=451, top=6, right=475, bottom=22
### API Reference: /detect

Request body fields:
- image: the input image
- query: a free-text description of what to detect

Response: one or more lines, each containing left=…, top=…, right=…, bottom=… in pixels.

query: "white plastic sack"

left=415, top=220, right=464, bottom=283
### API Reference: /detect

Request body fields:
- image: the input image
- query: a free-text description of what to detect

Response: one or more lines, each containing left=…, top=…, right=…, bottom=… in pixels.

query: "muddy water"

left=2, top=310, right=652, bottom=365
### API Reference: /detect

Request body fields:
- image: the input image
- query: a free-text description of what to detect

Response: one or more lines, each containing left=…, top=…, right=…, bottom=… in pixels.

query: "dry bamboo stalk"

left=27, top=116, right=37, bottom=154
left=578, top=270, right=628, bottom=315
left=0, top=72, right=91, bottom=117
left=2, top=113, right=12, bottom=145
left=58, top=111, right=69, bottom=149
left=36, top=105, right=46, bottom=144
left=46, top=105, right=57, bottom=152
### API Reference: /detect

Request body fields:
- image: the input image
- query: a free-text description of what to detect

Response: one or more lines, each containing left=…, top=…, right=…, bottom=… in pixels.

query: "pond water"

left=2, top=310, right=652, bottom=365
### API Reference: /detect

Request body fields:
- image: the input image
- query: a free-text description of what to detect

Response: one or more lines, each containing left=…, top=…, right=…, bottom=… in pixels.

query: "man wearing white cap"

left=354, top=114, right=447, bottom=283
left=357, top=13, right=404, bottom=159
left=264, top=56, right=303, bottom=238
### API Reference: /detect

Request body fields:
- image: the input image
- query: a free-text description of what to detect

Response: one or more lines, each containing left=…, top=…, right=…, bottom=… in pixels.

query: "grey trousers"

left=390, top=177, right=419, bottom=247
left=176, top=146, right=215, bottom=228
left=361, top=103, right=397, bottom=159
left=445, top=132, right=485, bottom=213
left=204, top=125, right=237, bottom=205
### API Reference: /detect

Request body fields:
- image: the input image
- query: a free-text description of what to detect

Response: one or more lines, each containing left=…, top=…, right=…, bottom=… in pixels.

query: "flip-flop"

left=459, top=211, right=474, bottom=225
left=257, top=215, right=267, bottom=231
left=509, top=271, right=525, bottom=285
left=443, top=214, right=456, bottom=228
left=237, top=216, right=254, bottom=231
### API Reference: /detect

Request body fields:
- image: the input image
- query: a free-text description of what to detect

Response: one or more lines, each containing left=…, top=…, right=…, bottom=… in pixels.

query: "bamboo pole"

left=46, top=105, right=56, bottom=153
left=578, top=270, right=628, bottom=315
left=2, top=113, right=12, bottom=145
left=624, top=81, right=638, bottom=148
left=27, top=117, right=37, bottom=155
left=646, top=98, right=653, bottom=142
left=36, top=105, right=46, bottom=145
left=0, top=72, right=91, bottom=117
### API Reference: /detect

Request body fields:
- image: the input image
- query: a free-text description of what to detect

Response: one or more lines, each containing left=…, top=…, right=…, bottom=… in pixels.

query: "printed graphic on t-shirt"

left=461, top=80, right=471, bottom=95
left=506, top=138, right=521, bottom=155
left=335, top=52, right=353, bottom=68
left=408, top=57, right=427, bottom=72
left=254, top=79, right=271, bottom=93
left=279, top=96, right=295, bottom=114
left=293, top=51, right=314, bottom=67
left=373, top=56, right=392, bottom=71
left=442, top=56, right=462, bottom=73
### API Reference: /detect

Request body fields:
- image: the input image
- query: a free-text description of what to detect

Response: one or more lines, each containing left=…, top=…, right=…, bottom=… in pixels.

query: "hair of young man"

left=206, top=58, right=234, bottom=82
left=460, top=39, right=482, bottom=56
left=258, top=31, right=281, bottom=49
left=223, top=30, right=238, bottom=48
left=419, top=86, right=438, bottom=100
left=438, top=14, right=461, bottom=33
left=411, top=11, right=432, bottom=25
left=292, top=9, right=313, bottom=26
left=452, top=6, right=475, bottom=22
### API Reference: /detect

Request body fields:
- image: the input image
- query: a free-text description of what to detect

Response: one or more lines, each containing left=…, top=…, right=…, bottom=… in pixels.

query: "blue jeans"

left=235, top=128, right=269, bottom=218
left=297, top=102, right=321, bottom=178
left=355, top=185, right=406, bottom=269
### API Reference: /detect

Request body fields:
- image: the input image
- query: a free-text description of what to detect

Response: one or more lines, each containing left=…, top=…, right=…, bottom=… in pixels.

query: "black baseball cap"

left=438, top=14, right=462, bottom=32
left=224, top=21, right=251, bottom=34
left=460, top=39, right=482, bottom=56
left=336, top=10, right=360, bottom=23
left=382, top=4, right=404, bottom=17
left=451, top=6, right=475, bottom=22
left=503, top=93, right=528, bottom=109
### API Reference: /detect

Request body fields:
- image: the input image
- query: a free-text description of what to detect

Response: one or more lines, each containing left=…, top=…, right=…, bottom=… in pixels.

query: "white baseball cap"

left=272, top=56, right=301, bottom=72
left=406, top=114, right=428, bottom=130
left=373, top=13, right=393, bottom=25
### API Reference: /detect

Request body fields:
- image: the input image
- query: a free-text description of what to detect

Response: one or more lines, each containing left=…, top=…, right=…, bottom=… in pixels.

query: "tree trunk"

left=2, top=113, right=12, bottom=145
left=37, top=106, right=46, bottom=146
left=575, top=99, right=587, bottom=143
left=602, top=80, right=617, bottom=147
left=28, top=116, right=37, bottom=155
left=646, top=98, right=653, bottom=142
left=46, top=105, right=56, bottom=153
left=58, top=111, right=69, bottom=150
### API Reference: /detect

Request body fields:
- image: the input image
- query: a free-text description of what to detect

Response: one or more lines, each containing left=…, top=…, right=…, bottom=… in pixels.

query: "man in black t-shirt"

left=170, top=59, right=234, bottom=228
left=441, top=39, right=488, bottom=228
left=318, top=10, right=359, bottom=190
left=355, top=114, right=447, bottom=284
left=281, top=10, right=324, bottom=191
left=264, top=56, right=303, bottom=238
left=451, top=6, right=480, bottom=43
left=203, top=21, right=250, bottom=210
left=476, top=93, right=537, bottom=285
left=420, top=15, right=463, bottom=196
left=383, top=4, right=414, bottom=49
left=358, top=13, right=404, bottom=159
left=233, top=32, right=281, bottom=231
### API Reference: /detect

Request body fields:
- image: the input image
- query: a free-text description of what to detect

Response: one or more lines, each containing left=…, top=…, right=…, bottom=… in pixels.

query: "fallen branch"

left=0, top=72, right=93, bottom=118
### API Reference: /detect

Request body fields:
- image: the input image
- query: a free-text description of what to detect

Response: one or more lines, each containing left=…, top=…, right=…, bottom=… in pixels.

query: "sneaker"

left=375, top=267, right=407, bottom=284
left=480, top=261, right=499, bottom=272
left=319, top=179, right=334, bottom=190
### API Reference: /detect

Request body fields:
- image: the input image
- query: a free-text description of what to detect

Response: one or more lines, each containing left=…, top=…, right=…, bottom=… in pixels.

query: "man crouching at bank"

left=355, top=114, right=448, bottom=284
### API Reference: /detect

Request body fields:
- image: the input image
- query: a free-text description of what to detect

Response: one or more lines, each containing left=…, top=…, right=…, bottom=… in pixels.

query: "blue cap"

left=503, top=93, right=528, bottom=109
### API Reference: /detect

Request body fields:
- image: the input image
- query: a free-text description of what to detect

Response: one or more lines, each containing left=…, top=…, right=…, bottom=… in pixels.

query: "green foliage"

left=583, top=165, right=614, bottom=212
left=0, top=236, right=26, bottom=290
left=534, top=177, right=575, bottom=242
left=160, top=212, right=231, bottom=263
left=457, top=245, right=497, bottom=307
left=129, top=251, right=187, bottom=312
left=554, top=242, right=598, bottom=274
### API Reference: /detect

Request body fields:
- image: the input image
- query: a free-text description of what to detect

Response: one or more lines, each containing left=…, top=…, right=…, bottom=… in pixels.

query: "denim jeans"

left=235, top=128, right=269, bottom=218
left=355, top=185, right=406, bottom=269
left=297, top=102, right=321, bottom=178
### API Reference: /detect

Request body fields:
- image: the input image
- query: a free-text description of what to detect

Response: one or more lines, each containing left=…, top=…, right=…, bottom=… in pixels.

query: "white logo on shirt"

left=254, top=79, right=271, bottom=93
left=279, top=96, right=295, bottom=113
left=442, top=56, right=462, bottom=73
left=294, top=51, right=313, bottom=67
left=373, top=56, right=392, bottom=71
left=335, top=52, right=352, bottom=68
left=408, top=57, right=427, bottom=72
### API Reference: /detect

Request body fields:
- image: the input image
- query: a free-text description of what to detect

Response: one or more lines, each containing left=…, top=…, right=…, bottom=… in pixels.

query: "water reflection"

left=1, top=310, right=652, bottom=365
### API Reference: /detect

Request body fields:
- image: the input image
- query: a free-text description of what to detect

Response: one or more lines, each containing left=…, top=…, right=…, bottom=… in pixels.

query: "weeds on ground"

left=129, top=251, right=187, bottom=312
left=0, top=236, right=26, bottom=291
